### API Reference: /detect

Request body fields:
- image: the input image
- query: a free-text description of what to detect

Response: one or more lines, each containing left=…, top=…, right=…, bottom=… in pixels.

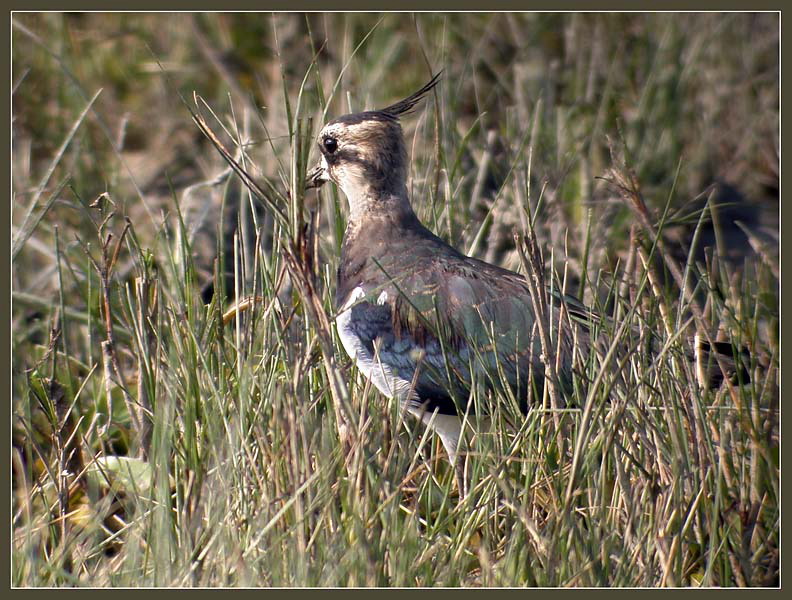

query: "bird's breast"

left=336, top=286, right=418, bottom=402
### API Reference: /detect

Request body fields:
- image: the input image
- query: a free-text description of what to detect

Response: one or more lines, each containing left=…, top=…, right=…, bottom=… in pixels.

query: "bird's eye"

left=323, top=137, right=338, bottom=154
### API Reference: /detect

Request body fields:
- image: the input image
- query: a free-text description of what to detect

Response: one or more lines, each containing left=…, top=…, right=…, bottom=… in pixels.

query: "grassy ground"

left=12, top=13, right=779, bottom=586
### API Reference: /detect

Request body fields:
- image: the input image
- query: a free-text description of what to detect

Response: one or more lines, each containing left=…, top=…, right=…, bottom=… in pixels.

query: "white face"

left=307, top=114, right=409, bottom=220
left=305, top=74, right=438, bottom=206
left=315, top=154, right=331, bottom=184
left=312, top=119, right=391, bottom=206
left=317, top=122, right=372, bottom=191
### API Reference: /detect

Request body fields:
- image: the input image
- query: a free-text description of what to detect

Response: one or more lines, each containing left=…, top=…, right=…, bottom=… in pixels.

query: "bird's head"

left=307, top=73, right=441, bottom=218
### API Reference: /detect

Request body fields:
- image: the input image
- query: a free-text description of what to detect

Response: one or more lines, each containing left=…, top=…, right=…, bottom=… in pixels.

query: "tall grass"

left=12, top=13, right=778, bottom=586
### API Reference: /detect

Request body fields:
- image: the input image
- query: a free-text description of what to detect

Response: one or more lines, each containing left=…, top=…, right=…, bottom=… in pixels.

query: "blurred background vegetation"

left=13, top=13, right=779, bottom=287
left=12, top=12, right=778, bottom=586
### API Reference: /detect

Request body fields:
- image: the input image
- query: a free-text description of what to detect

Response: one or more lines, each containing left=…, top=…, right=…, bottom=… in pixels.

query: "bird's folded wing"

left=372, top=260, right=550, bottom=386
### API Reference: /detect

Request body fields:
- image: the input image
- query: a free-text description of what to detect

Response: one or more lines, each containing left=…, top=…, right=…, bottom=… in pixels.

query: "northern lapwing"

left=304, top=73, right=750, bottom=495
left=304, top=73, right=591, bottom=492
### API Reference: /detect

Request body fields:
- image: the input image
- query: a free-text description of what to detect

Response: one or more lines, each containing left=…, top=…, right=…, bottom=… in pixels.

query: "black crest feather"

left=380, top=71, right=442, bottom=118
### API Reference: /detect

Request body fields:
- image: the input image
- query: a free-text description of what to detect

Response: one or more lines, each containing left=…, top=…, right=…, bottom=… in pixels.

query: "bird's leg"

left=431, top=414, right=469, bottom=500
left=443, top=425, right=469, bottom=500
left=419, top=409, right=469, bottom=499
left=454, top=451, right=469, bottom=499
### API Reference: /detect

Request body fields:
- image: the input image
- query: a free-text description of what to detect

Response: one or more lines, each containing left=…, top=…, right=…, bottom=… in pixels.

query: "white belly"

left=336, top=287, right=415, bottom=402
left=335, top=287, right=463, bottom=461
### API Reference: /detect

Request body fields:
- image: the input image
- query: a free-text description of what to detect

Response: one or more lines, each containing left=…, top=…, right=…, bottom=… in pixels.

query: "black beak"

left=305, top=163, right=328, bottom=190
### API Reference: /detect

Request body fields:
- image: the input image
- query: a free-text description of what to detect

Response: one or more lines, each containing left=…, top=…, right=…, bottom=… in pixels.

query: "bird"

left=304, top=73, right=591, bottom=492
left=303, top=73, right=750, bottom=495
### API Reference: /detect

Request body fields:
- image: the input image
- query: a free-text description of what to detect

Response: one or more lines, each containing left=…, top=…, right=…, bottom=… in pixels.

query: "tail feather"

left=694, top=334, right=752, bottom=389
